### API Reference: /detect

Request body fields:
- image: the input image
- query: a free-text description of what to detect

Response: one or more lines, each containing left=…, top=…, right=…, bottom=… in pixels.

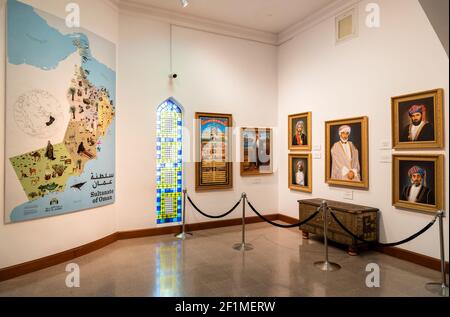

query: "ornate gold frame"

left=391, top=89, right=444, bottom=149
left=392, top=154, right=444, bottom=213
left=195, top=112, right=233, bottom=191
left=325, top=116, right=369, bottom=189
left=288, top=112, right=312, bottom=151
left=288, top=153, right=312, bottom=193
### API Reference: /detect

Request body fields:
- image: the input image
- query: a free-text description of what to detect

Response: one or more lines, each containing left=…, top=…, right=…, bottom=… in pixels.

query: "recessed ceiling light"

left=180, top=0, right=189, bottom=8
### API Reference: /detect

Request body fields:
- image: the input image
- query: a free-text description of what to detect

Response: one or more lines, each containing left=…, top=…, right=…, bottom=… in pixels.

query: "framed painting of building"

left=392, top=154, right=444, bottom=213
left=391, top=89, right=444, bottom=149
left=240, top=128, right=273, bottom=176
left=289, top=153, right=312, bottom=193
left=195, top=112, right=233, bottom=191
left=288, top=112, right=312, bottom=151
left=325, top=116, right=369, bottom=189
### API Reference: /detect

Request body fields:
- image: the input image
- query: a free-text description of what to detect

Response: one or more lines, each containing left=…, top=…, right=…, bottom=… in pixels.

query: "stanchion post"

left=233, top=193, right=254, bottom=251
left=314, top=200, right=341, bottom=272
left=426, top=210, right=449, bottom=296
left=175, top=189, right=193, bottom=240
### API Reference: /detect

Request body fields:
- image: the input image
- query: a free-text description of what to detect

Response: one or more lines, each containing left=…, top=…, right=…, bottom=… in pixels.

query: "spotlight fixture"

left=180, top=0, right=189, bottom=8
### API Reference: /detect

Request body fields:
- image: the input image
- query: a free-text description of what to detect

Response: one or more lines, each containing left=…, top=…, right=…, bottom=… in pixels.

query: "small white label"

left=380, top=140, right=390, bottom=149
left=380, top=155, right=392, bottom=163
left=343, top=191, right=353, bottom=200
left=313, top=152, right=322, bottom=159
left=313, top=145, right=322, bottom=151
left=252, top=178, right=262, bottom=185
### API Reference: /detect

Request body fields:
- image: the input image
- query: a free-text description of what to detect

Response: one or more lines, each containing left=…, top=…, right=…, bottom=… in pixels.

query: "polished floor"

left=0, top=223, right=446, bottom=297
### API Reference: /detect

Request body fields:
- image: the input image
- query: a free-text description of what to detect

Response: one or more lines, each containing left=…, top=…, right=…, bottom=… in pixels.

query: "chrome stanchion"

left=314, top=201, right=341, bottom=272
left=426, top=210, right=449, bottom=296
left=233, top=193, right=253, bottom=251
left=175, top=189, right=193, bottom=240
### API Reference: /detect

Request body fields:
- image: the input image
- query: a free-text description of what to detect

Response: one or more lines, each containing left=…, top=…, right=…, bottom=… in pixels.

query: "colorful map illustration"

left=5, top=0, right=116, bottom=223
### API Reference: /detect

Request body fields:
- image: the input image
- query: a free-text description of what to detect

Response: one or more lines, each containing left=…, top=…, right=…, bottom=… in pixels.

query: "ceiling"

left=119, top=0, right=337, bottom=34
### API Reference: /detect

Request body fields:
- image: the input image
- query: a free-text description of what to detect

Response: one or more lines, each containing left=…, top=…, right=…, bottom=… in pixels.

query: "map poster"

left=4, top=0, right=116, bottom=223
left=195, top=112, right=233, bottom=191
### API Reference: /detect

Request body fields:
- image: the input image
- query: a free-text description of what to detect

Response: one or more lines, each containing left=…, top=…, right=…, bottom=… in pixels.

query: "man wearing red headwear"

left=401, top=165, right=434, bottom=205
left=401, top=104, right=434, bottom=142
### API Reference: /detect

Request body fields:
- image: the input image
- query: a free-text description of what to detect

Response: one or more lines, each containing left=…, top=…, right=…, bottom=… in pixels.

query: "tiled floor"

left=0, top=223, right=446, bottom=297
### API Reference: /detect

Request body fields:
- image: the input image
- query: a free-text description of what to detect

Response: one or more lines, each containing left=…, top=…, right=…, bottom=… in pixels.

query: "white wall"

left=116, top=12, right=279, bottom=230
left=0, top=0, right=119, bottom=268
left=278, top=0, right=449, bottom=260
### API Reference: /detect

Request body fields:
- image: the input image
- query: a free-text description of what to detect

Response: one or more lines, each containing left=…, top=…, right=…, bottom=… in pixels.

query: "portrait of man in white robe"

left=330, top=125, right=361, bottom=181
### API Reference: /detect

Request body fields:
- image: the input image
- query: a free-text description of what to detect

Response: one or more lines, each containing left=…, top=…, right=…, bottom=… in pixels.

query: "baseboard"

left=0, top=214, right=276, bottom=282
left=374, top=245, right=449, bottom=274
left=0, top=233, right=118, bottom=282
left=0, top=213, right=446, bottom=282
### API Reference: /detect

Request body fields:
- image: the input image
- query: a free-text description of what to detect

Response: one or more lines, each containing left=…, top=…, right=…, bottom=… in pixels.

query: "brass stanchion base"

left=314, top=261, right=341, bottom=272
left=425, top=282, right=449, bottom=297
left=232, top=243, right=254, bottom=251
left=175, top=232, right=193, bottom=240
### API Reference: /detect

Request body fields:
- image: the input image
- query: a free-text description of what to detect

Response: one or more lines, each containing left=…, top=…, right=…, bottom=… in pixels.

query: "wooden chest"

left=298, top=199, right=379, bottom=255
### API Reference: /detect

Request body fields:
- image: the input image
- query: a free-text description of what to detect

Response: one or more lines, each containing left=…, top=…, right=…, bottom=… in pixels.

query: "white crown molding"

left=277, top=0, right=362, bottom=45
left=118, top=0, right=278, bottom=45
left=103, top=0, right=364, bottom=47
left=103, top=0, right=120, bottom=11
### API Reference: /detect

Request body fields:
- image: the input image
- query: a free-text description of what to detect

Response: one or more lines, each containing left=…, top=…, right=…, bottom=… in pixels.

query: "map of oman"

left=9, top=66, right=115, bottom=201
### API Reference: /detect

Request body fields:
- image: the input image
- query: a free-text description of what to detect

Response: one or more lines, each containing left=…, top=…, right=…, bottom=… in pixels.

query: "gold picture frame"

left=392, top=154, right=444, bottom=213
left=195, top=112, right=233, bottom=191
left=288, top=153, right=312, bottom=193
left=288, top=112, right=312, bottom=151
left=325, top=116, right=369, bottom=189
left=392, top=89, right=444, bottom=149
left=240, top=127, right=273, bottom=176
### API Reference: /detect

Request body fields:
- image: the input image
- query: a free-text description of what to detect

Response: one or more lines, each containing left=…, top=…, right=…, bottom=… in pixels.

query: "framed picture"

left=392, top=89, right=444, bottom=149
left=393, top=154, right=444, bottom=213
left=195, top=112, right=233, bottom=191
left=288, top=112, right=312, bottom=151
left=240, top=128, right=273, bottom=176
left=325, top=116, right=369, bottom=189
left=289, top=153, right=312, bottom=192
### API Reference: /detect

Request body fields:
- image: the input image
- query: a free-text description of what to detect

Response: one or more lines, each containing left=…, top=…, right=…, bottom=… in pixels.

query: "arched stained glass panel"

left=156, top=98, right=183, bottom=224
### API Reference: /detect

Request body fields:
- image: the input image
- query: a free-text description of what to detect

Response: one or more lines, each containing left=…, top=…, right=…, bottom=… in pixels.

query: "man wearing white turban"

left=331, top=125, right=361, bottom=181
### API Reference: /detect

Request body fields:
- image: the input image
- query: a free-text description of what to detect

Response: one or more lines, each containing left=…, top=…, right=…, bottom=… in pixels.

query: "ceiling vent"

left=336, top=7, right=358, bottom=43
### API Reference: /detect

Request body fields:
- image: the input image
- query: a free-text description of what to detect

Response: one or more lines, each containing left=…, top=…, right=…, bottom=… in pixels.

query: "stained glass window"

left=156, top=98, right=183, bottom=224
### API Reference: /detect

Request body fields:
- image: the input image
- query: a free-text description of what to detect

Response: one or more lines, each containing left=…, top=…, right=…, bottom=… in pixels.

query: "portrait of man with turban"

left=330, top=125, right=361, bottom=181
left=400, top=104, right=434, bottom=142
left=401, top=165, right=434, bottom=205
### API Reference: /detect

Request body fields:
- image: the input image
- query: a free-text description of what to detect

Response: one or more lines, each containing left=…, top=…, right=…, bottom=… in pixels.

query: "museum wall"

left=0, top=0, right=119, bottom=268
left=278, top=0, right=449, bottom=260
left=116, top=12, right=279, bottom=230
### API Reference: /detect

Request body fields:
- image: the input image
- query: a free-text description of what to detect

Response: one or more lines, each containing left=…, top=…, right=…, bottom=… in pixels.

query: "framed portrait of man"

left=392, top=89, right=444, bottom=149
left=325, top=116, right=369, bottom=189
left=289, top=153, right=312, bottom=192
left=195, top=112, right=233, bottom=191
left=288, top=112, right=312, bottom=151
left=240, top=128, right=273, bottom=176
left=393, top=154, right=444, bottom=213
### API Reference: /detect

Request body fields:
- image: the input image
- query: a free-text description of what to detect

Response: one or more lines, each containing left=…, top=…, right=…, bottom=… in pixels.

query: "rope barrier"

left=329, top=209, right=438, bottom=248
left=187, top=195, right=242, bottom=219
left=246, top=199, right=320, bottom=228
